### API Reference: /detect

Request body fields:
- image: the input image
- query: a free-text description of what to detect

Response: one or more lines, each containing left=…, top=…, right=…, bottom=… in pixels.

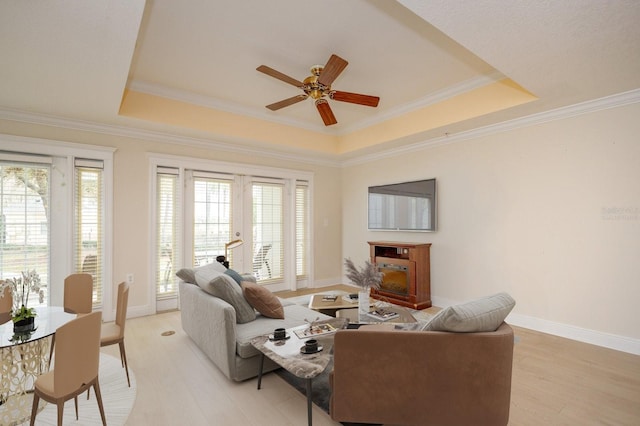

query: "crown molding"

left=129, top=73, right=505, bottom=138
left=2, top=88, right=638, bottom=170
left=0, top=108, right=342, bottom=168
left=337, top=71, right=505, bottom=135
left=341, top=88, right=640, bottom=167
left=128, top=80, right=334, bottom=135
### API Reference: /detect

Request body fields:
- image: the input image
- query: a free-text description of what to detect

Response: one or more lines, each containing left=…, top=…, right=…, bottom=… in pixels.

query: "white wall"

left=342, top=102, right=640, bottom=354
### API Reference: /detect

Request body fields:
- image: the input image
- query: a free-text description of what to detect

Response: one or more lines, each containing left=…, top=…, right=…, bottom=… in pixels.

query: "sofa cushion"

left=241, top=281, right=284, bottom=319
left=422, top=292, right=515, bottom=332
left=195, top=266, right=256, bottom=324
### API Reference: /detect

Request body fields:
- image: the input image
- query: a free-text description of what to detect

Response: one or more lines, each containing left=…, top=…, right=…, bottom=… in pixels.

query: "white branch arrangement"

left=344, top=258, right=383, bottom=290
left=0, top=269, right=43, bottom=322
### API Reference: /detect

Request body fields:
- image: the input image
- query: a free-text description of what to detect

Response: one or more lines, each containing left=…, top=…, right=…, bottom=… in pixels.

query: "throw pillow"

left=241, top=281, right=284, bottom=319
left=224, top=268, right=244, bottom=285
left=422, top=292, right=515, bottom=333
left=176, top=261, right=227, bottom=284
left=195, top=269, right=256, bottom=324
left=240, top=273, right=256, bottom=283
left=176, top=268, right=196, bottom=284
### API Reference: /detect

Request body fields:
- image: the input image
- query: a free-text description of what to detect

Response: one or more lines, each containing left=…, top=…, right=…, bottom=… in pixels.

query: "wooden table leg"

left=257, top=353, right=265, bottom=390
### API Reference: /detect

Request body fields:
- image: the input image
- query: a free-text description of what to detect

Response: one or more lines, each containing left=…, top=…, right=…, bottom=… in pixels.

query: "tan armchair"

left=330, top=322, right=514, bottom=426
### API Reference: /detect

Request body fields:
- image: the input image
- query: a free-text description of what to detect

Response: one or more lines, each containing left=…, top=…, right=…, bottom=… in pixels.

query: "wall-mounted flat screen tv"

left=368, top=178, right=436, bottom=232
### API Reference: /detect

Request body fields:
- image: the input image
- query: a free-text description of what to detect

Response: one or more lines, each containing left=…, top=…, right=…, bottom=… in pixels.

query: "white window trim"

left=0, top=134, right=116, bottom=319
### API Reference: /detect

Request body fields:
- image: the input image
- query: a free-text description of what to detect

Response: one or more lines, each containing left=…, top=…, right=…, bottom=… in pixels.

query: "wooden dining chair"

left=0, top=283, right=12, bottom=324
left=101, top=281, right=131, bottom=386
left=63, top=273, right=93, bottom=314
left=48, top=273, right=95, bottom=366
left=30, top=311, right=106, bottom=426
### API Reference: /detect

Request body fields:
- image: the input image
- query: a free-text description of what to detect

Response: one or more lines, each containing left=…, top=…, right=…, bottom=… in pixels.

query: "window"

left=192, top=174, right=234, bottom=266
left=252, top=181, right=283, bottom=282
left=156, top=169, right=179, bottom=298
left=0, top=137, right=114, bottom=315
left=295, top=182, right=309, bottom=279
left=0, top=160, right=50, bottom=308
left=74, top=159, right=104, bottom=307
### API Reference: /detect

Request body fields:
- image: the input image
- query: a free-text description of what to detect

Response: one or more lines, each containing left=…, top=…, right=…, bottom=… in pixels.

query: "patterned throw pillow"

left=422, top=292, right=515, bottom=332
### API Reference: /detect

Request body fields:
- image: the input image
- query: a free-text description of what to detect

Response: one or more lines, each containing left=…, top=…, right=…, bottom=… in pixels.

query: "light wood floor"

left=109, top=285, right=640, bottom=425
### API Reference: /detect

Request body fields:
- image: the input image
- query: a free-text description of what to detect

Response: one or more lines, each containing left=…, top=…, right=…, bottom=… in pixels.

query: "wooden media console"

left=368, top=241, right=432, bottom=310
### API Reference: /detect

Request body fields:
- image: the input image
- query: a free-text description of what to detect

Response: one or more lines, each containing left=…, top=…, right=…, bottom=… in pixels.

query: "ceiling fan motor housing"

left=303, top=66, right=329, bottom=100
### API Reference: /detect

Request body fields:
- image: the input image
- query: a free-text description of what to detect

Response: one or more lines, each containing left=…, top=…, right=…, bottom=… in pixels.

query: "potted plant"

left=344, top=258, right=383, bottom=314
left=0, top=270, right=43, bottom=333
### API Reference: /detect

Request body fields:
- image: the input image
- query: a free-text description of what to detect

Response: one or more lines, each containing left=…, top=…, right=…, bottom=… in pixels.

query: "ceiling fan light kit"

left=257, top=54, right=380, bottom=126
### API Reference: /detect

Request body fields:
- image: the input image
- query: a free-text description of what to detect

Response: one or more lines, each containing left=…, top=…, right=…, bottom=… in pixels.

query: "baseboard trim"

left=309, top=277, right=344, bottom=288
left=126, top=304, right=155, bottom=319
left=431, top=296, right=639, bottom=355
left=507, top=313, right=640, bottom=356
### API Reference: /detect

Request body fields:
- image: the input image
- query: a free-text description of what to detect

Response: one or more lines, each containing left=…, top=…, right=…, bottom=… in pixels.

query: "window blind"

left=295, top=182, right=309, bottom=278
left=156, top=169, right=179, bottom=297
left=74, top=159, right=104, bottom=308
left=192, top=175, right=233, bottom=267
left=252, top=181, right=283, bottom=282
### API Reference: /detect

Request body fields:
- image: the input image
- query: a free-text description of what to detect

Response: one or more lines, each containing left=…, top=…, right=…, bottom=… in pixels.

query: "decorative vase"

left=13, top=316, right=35, bottom=333
left=358, top=289, right=370, bottom=316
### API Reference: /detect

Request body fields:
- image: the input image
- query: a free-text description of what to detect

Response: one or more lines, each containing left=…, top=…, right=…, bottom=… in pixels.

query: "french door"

left=153, top=156, right=312, bottom=310
left=187, top=173, right=288, bottom=287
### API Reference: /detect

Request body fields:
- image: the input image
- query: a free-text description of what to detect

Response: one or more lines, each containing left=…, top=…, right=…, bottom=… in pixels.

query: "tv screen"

left=368, top=178, right=436, bottom=231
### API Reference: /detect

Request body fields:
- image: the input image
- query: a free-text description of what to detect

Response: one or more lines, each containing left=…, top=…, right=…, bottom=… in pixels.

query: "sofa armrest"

left=179, top=281, right=238, bottom=379
left=330, top=322, right=514, bottom=426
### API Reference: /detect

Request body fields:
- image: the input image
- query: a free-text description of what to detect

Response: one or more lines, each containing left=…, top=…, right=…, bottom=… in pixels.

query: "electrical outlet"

left=126, top=273, right=134, bottom=284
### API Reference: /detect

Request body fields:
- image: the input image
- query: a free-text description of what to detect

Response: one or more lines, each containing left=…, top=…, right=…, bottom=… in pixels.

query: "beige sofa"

left=179, top=281, right=331, bottom=381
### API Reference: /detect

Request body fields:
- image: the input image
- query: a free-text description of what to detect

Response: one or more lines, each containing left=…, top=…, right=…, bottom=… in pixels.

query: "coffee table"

left=336, top=304, right=417, bottom=324
left=251, top=317, right=347, bottom=426
left=307, top=293, right=359, bottom=316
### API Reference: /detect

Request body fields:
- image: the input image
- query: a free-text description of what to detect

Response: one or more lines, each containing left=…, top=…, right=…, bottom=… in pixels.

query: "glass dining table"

left=0, top=306, right=76, bottom=425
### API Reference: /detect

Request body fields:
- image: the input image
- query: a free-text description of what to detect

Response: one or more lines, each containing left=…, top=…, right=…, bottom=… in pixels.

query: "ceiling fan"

left=257, top=54, right=380, bottom=126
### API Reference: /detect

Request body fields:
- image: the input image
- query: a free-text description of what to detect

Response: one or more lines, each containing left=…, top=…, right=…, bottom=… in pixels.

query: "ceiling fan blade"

left=317, top=54, right=348, bottom=87
left=257, top=65, right=304, bottom=87
left=331, top=91, right=380, bottom=107
left=315, top=99, right=337, bottom=126
left=266, top=95, right=308, bottom=111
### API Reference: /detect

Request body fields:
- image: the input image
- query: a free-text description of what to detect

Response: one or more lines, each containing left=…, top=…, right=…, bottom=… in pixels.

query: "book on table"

left=365, top=308, right=399, bottom=321
left=341, top=294, right=359, bottom=304
left=293, top=323, right=338, bottom=339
